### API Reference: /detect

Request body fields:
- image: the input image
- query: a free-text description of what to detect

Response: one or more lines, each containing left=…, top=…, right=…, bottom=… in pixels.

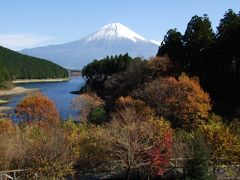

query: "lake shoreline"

left=0, top=106, right=12, bottom=113
left=0, top=99, right=9, bottom=104
left=0, top=77, right=85, bottom=118
left=12, top=78, right=70, bottom=83
left=0, top=87, right=38, bottom=97
left=0, top=87, right=38, bottom=113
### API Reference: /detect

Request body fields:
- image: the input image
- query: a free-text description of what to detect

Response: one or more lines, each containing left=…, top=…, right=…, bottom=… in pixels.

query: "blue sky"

left=0, top=0, right=239, bottom=50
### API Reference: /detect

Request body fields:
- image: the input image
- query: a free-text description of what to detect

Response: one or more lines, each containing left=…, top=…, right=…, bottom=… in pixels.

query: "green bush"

left=184, top=131, right=212, bottom=180
left=88, top=107, right=107, bottom=125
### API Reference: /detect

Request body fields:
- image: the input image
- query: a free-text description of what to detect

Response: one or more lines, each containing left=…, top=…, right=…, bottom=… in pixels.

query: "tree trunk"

left=125, top=167, right=131, bottom=180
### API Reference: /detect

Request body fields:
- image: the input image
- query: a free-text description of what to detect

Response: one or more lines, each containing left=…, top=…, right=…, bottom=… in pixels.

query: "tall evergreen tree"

left=201, top=9, right=240, bottom=114
left=183, top=15, right=214, bottom=76
left=157, top=29, right=184, bottom=63
left=184, top=131, right=212, bottom=180
left=216, top=9, right=240, bottom=68
left=214, top=9, right=240, bottom=107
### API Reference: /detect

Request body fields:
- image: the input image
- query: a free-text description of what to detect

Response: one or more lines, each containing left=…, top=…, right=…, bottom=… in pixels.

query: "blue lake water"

left=0, top=76, right=85, bottom=120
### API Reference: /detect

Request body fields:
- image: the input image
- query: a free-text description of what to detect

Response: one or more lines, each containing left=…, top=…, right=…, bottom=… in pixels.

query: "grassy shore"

left=12, top=77, right=70, bottom=83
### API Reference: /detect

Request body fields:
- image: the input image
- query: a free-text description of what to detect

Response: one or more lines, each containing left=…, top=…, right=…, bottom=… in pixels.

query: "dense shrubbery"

left=0, top=95, right=174, bottom=179
left=0, top=121, right=76, bottom=178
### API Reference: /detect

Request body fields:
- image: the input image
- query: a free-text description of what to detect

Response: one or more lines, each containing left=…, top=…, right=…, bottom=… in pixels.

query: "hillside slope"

left=0, top=46, right=68, bottom=83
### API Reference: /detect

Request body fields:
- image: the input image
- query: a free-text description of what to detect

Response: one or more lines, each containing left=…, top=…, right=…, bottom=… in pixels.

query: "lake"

left=0, top=76, right=85, bottom=120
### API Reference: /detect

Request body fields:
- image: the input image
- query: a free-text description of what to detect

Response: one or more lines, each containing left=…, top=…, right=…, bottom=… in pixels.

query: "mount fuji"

left=21, top=23, right=159, bottom=69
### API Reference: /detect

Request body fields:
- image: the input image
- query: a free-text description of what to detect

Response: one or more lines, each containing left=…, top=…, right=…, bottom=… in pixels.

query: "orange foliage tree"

left=134, top=74, right=211, bottom=128
left=16, top=92, right=60, bottom=126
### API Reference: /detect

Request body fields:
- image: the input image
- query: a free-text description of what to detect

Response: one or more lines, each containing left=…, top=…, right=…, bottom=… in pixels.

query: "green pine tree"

left=184, top=131, right=212, bottom=180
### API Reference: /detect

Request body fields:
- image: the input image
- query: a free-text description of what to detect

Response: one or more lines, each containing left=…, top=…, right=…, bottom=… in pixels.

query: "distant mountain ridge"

left=21, top=23, right=159, bottom=69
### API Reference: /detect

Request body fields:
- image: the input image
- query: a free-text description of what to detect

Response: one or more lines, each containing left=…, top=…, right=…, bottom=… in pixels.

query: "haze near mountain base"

left=21, top=23, right=159, bottom=69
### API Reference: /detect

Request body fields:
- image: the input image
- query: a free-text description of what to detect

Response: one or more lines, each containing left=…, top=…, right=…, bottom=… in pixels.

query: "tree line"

left=157, top=9, right=240, bottom=117
left=82, top=53, right=132, bottom=83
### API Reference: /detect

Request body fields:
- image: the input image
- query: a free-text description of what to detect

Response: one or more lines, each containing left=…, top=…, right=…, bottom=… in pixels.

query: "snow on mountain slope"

left=21, top=23, right=159, bottom=69
left=86, top=23, right=146, bottom=42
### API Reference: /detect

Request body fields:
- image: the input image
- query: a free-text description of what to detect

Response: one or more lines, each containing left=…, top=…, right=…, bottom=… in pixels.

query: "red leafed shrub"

left=148, top=130, right=173, bottom=176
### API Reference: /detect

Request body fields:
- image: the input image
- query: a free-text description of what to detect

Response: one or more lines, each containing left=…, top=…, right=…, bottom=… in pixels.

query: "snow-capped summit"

left=86, top=23, right=146, bottom=42
left=21, top=23, right=159, bottom=69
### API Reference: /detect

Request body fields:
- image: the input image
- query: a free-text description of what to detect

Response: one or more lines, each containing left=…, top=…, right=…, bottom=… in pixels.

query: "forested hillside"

left=0, top=64, right=10, bottom=83
left=0, top=46, right=68, bottom=83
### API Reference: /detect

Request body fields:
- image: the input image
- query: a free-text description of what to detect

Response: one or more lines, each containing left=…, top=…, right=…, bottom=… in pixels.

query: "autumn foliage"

left=0, top=119, right=15, bottom=135
left=199, top=114, right=240, bottom=164
left=15, top=92, right=60, bottom=126
left=115, top=96, right=155, bottom=121
left=147, top=119, right=173, bottom=176
left=105, top=96, right=173, bottom=178
left=17, top=127, right=75, bottom=178
left=148, top=56, right=173, bottom=77
left=72, top=92, right=104, bottom=122
left=0, top=119, right=16, bottom=170
left=135, top=74, right=211, bottom=128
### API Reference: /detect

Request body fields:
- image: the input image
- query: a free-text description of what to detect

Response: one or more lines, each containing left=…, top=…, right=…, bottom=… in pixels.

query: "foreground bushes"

left=0, top=123, right=76, bottom=178
left=74, top=97, right=174, bottom=178
left=0, top=94, right=174, bottom=179
left=0, top=94, right=77, bottom=178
